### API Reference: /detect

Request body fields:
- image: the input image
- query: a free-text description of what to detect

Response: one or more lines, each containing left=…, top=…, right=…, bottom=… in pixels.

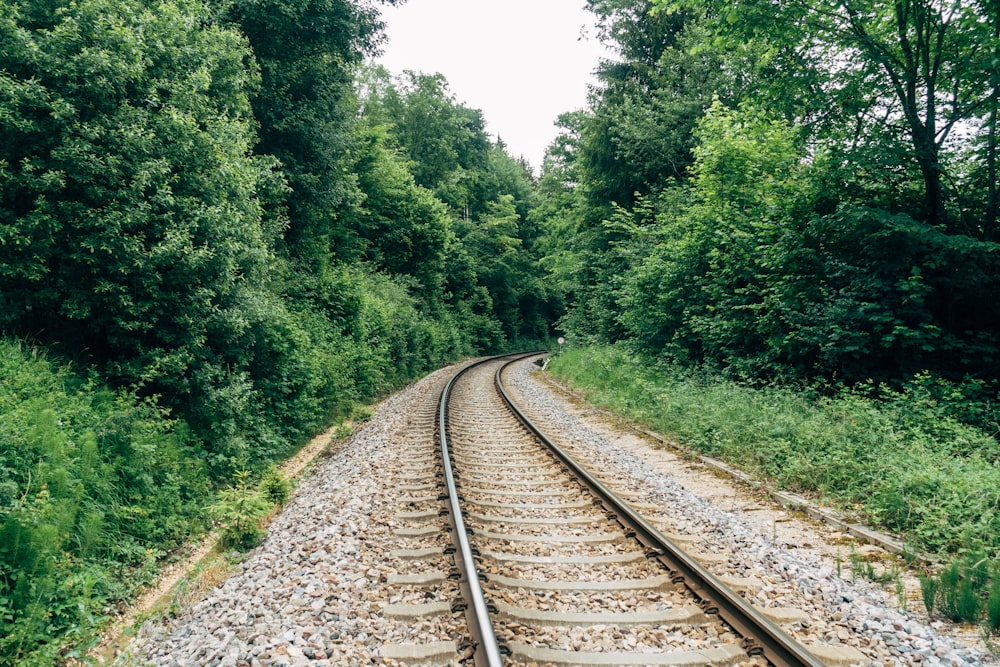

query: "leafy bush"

left=612, top=105, right=1000, bottom=387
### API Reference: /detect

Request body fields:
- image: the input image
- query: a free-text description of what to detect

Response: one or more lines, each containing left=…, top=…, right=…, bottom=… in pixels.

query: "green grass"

left=0, top=340, right=212, bottom=666
left=548, top=345, right=1000, bottom=558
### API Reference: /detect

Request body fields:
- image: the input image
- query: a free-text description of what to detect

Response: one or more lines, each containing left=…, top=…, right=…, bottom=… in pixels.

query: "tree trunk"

left=913, top=130, right=947, bottom=229
left=986, top=12, right=1000, bottom=241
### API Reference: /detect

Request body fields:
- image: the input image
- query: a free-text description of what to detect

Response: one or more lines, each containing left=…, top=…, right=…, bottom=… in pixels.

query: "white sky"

left=372, top=0, right=612, bottom=173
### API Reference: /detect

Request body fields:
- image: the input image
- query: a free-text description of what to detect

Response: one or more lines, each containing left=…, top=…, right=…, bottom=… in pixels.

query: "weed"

left=847, top=547, right=899, bottom=585
left=920, top=573, right=939, bottom=614
left=163, top=554, right=232, bottom=618
left=987, top=568, right=1000, bottom=635
left=920, top=555, right=997, bottom=626
left=848, top=545, right=862, bottom=582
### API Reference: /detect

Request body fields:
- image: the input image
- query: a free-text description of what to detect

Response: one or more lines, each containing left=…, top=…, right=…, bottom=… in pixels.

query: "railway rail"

left=383, top=354, right=849, bottom=667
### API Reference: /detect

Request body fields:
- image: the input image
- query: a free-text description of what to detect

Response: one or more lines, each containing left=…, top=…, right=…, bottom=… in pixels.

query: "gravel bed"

left=497, top=621, right=746, bottom=655
left=120, top=367, right=467, bottom=667
left=477, top=557, right=665, bottom=582
left=117, top=357, right=996, bottom=667
left=490, top=587, right=695, bottom=613
left=505, top=359, right=995, bottom=667
left=463, top=502, right=603, bottom=520
left=479, top=539, right=633, bottom=559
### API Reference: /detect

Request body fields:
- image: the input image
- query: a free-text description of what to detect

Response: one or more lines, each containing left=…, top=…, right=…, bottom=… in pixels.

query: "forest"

left=1, top=0, right=999, bottom=662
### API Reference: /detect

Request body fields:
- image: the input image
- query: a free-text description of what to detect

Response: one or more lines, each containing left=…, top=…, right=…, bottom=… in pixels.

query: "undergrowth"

left=548, top=345, right=1000, bottom=556
left=0, top=340, right=211, bottom=666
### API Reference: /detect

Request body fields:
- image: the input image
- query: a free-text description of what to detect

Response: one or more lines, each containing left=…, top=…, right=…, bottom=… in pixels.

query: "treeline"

left=534, top=0, right=1000, bottom=416
left=0, top=0, right=555, bottom=662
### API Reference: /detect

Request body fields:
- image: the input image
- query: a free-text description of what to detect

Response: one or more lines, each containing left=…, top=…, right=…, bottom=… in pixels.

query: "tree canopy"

left=533, top=0, right=1000, bottom=390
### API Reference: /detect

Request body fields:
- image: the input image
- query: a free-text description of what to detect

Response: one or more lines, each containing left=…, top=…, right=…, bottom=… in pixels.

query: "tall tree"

left=362, top=67, right=563, bottom=346
left=971, top=0, right=1000, bottom=238
left=658, top=0, right=1000, bottom=232
left=581, top=0, right=695, bottom=207
left=221, top=0, right=389, bottom=265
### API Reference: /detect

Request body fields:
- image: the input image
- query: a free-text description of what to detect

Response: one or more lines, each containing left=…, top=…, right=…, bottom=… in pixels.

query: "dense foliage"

left=535, top=0, right=1000, bottom=396
left=0, top=0, right=556, bottom=661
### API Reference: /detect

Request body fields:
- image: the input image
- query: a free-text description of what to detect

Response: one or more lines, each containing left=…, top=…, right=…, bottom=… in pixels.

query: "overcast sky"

left=373, top=0, right=612, bottom=173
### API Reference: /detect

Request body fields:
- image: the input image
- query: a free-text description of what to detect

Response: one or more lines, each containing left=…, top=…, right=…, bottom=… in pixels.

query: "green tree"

left=581, top=0, right=695, bottom=207
left=618, top=100, right=1000, bottom=382
left=353, top=125, right=452, bottom=298
left=657, top=0, right=999, bottom=232
left=0, top=0, right=284, bottom=468
left=547, top=1, right=756, bottom=342
left=374, top=70, right=493, bottom=217
left=618, top=103, right=809, bottom=370
left=220, top=0, right=388, bottom=266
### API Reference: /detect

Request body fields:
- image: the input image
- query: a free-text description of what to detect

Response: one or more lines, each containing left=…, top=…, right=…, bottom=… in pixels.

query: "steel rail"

left=438, top=352, right=539, bottom=667
left=493, top=355, right=827, bottom=667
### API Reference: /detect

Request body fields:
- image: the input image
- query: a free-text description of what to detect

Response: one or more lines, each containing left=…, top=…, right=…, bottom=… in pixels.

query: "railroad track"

left=381, top=354, right=860, bottom=667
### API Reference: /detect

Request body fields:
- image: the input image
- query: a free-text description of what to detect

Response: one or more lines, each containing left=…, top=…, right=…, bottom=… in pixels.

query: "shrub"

left=259, top=467, right=292, bottom=506
left=209, top=471, right=272, bottom=551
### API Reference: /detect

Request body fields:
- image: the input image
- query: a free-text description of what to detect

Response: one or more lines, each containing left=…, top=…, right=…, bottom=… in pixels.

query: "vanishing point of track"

left=384, top=354, right=831, bottom=667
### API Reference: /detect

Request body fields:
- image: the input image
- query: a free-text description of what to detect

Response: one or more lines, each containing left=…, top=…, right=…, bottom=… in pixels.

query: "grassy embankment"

left=0, top=339, right=367, bottom=666
left=548, top=346, right=1000, bottom=631
left=548, top=345, right=1000, bottom=557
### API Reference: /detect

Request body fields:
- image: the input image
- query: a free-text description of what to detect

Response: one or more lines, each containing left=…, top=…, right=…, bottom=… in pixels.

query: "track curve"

left=434, top=354, right=828, bottom=667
